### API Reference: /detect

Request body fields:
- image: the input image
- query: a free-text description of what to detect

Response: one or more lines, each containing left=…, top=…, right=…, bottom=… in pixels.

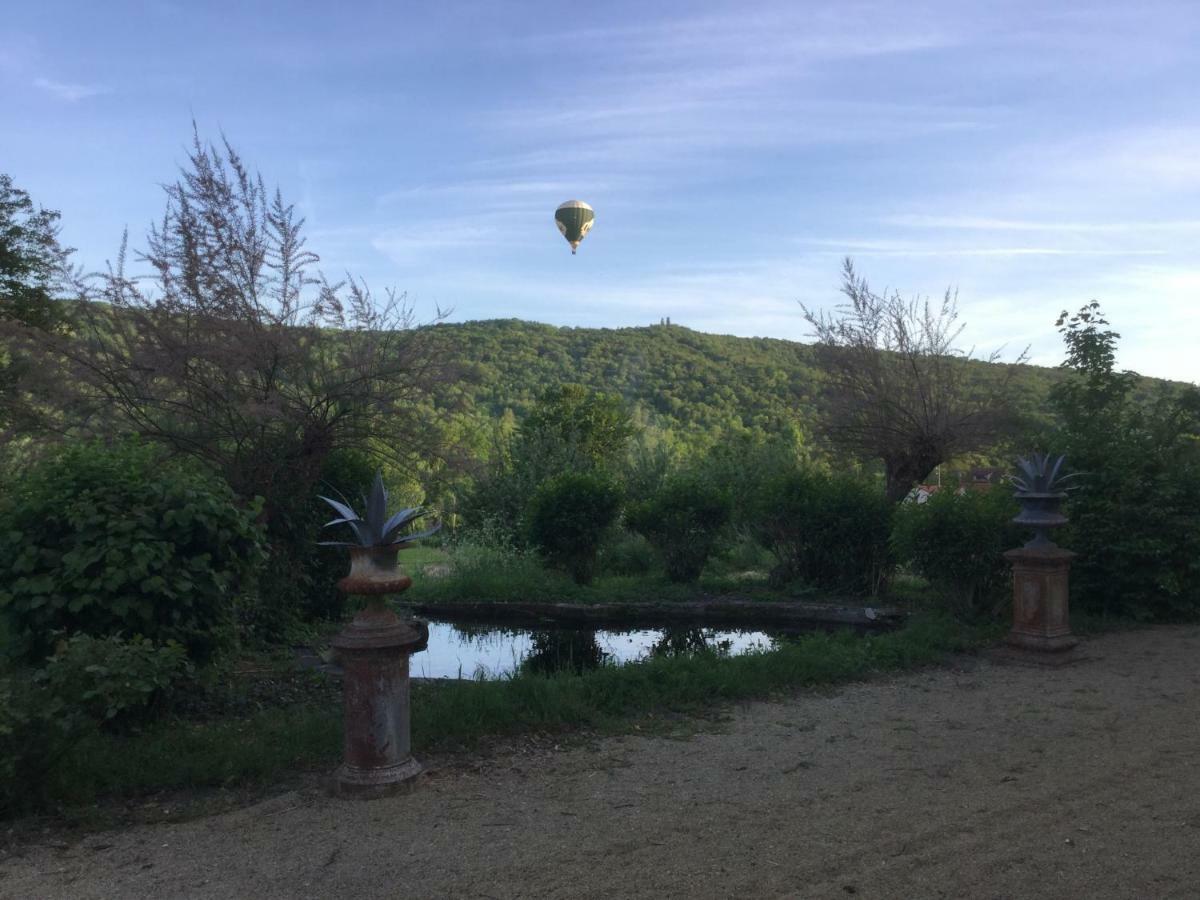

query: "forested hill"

left=427, top=319, right=1060, bottom=448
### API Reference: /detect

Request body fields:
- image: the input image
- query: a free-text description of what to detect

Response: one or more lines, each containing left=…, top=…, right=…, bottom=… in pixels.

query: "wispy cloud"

left=881, top=215, right=1200, bottom=234
left=33, top=77, right=108, bottom=102
left=799, top=238, right=1166, bottom=258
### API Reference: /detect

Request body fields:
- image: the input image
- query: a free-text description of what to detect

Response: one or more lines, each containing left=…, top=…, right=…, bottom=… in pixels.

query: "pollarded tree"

left=12, top=132, right=453, bottom=621
left=802, top=258, right=1026, bottom=503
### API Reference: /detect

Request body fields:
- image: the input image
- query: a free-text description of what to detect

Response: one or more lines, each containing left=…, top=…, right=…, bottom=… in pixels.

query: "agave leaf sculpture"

left=1011, top=452, right=1079, bottom=496
left=318, top=471, right=440, bottom=549
left=1010, top=453, right=1077, bottom=548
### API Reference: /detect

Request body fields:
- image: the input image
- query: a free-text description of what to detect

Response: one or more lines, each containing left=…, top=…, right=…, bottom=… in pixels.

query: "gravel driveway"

left=4, top=626, right=1200, bottom=898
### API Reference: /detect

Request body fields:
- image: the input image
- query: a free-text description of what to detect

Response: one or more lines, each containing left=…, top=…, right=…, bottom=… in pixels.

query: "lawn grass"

left=401, top=536, right=838, bottom=606
left=33, top=613, right=981, bottom=814
left=408, top=558, right=857, bottom=607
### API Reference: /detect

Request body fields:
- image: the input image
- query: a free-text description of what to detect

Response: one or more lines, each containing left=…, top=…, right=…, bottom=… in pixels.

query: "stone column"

left=1003, top=545, right=1078, bottom=655
left=331, top=601, right=428, bottom=798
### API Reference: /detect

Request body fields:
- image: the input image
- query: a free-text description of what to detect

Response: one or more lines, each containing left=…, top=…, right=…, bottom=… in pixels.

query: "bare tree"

left=803, top=258, right=1026, bottom=503
left=13, top=132, right=451, bottom=521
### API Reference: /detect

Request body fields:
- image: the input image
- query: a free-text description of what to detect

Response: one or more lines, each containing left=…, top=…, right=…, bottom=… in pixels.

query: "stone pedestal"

left=331, top=599, right=428, bottom=798
left=1004, top=545, right=1078, bottom=655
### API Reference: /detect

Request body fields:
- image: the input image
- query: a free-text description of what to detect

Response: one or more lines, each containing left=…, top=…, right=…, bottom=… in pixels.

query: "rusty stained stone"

left=1003, top=545, right=1078, bottom=654
left=331, top=605, right=428, bottom=798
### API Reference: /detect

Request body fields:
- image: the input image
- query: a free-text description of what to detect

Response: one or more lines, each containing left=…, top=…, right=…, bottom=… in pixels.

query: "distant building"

left=907, top=467, right=1007, bottom=503
left=965, top=467, right=1006, bottom=491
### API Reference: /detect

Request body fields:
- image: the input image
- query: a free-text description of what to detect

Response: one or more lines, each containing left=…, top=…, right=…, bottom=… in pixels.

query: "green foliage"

left=696, top=429, right=817, bottom=530
left=412, top=523, right=578, bottom=603
left=0, top=634, right=189, bottom=814
left=597, top=530, right=658, bottom=577
left=463, top=384, right=633, bottom=542
left=892, top=488, right=1022, bottom=617
left=244, top=448, right=377, bottom=641
left=0, top=173, right=72, bottom=332
left=516, top=383, right=634, bottom=474
left=436, top=320, right=830, bottom=448
left=28, top=702, right=339, bottom=813
left=36, top=634, right=191, bottom=730
left=1051, top=303, right=1200, bottom=620
left=527, top=472, right=622, bottom=584
left=627, top=474, right=731, bottom=582
left=0, top=441, right=265, bottom=663
left=749, top=468, right=893, bottom=595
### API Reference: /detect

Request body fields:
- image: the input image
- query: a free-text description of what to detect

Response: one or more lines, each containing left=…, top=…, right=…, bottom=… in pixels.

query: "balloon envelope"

left=555, top=200, right=594, bottom=254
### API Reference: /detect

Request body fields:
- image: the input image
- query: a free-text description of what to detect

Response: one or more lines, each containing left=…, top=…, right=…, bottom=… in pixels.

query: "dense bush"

left=749, top=468, right=892, bottom=595
left=243, top=448, right=378, bottom=642
left=892, top=488, right=1022, bottom=617
left=527, top=472, right=622, bottom=584
left=698, top=430, right=815, bottom=530
left=626, top=474, right=731, bottom=582
left=0, top=441, right=264, bottom=663
left=463, top=384, right=633, bottom=544
left=1050, top=304, right=1200, bottom=620
left=597, top=530, right=658, bottom=577
left=1, top=634, right=189, bottom=813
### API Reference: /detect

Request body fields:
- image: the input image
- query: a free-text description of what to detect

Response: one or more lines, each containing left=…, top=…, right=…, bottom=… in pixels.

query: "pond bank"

left=8, top=626, right=1196, bottom=898
left=405, top=598, right=904, bottom=630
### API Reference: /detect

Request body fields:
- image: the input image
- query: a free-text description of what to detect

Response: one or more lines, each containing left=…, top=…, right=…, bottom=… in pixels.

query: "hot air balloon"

left=555, top=200, right=594, bottom=254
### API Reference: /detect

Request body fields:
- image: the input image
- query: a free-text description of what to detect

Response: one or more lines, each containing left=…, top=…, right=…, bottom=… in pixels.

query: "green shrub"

left=710, top=534, right=776, bottom=575
left=0, top=440, right=265, bottom=663
left=749, top=468, right=892, bottom=595
left=698, top=430, right=816, bottom=530
left=891, top=488, right=1022, bottom=617
left=1050, top=303, right=1200, bottom=620
left=597, top=530, right=658, bottom=577
left=626, top=475, right=731, bottom=582
left=241, top=448, right=378, bottom=643
left=527, top=472, right=622, bottom=584
left=0, top=634, right=190, bottom=814
left=37, top=633, right=190, bottom=730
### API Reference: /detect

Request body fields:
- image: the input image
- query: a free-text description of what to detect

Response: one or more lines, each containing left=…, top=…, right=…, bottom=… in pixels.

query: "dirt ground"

left=4, top=625, right=1200, bottom=899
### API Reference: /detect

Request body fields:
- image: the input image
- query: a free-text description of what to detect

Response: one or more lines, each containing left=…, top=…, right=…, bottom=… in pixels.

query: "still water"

left=411, top=621, right=781, bottom=680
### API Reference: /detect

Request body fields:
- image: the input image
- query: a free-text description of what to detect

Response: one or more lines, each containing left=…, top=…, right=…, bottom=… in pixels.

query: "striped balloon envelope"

left=554, top=200, right=594, bottom=254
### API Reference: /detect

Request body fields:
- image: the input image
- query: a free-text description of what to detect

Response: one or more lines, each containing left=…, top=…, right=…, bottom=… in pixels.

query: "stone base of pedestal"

left=1005, top=630, right=1078, bottom=653
left=333, top=756, right=423, bottom=799
left=331, top=602, right=428, bottom=802
left=1004, top=544, right=1077, bottom=659
left=986, top=641, right=1088, bottom=668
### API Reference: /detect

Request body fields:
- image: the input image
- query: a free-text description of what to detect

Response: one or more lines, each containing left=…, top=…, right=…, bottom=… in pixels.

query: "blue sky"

left=3, top=1, right=1198, bottom=382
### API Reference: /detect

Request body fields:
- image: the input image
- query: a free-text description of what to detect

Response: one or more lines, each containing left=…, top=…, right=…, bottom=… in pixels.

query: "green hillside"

left=427, top=318, right=1059, bottom=453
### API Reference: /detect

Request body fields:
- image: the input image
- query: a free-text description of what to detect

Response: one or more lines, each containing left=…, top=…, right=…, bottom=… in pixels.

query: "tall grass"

left=409, top=535, right=580, bottom=603
left=408, top=533, right=795, bottom=606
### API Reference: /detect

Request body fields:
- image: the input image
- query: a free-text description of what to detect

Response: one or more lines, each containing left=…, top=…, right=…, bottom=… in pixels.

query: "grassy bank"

left=404, top=544, right=864, bottom=607
left=32, top=614, right=984, bottom=816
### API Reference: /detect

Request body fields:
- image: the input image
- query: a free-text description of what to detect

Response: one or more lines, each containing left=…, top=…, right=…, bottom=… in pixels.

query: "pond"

left=412, top=621, right=787, bottom=680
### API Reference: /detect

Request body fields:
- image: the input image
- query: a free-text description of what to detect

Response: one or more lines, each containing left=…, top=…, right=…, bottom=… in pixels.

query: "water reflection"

left=409, top=622, right=779, bottom=680
left=523, top=630, right=608, bottom=675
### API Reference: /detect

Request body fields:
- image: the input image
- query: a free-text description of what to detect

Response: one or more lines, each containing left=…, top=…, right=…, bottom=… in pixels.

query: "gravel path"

left=5, top=626, right=1200, bottom=899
